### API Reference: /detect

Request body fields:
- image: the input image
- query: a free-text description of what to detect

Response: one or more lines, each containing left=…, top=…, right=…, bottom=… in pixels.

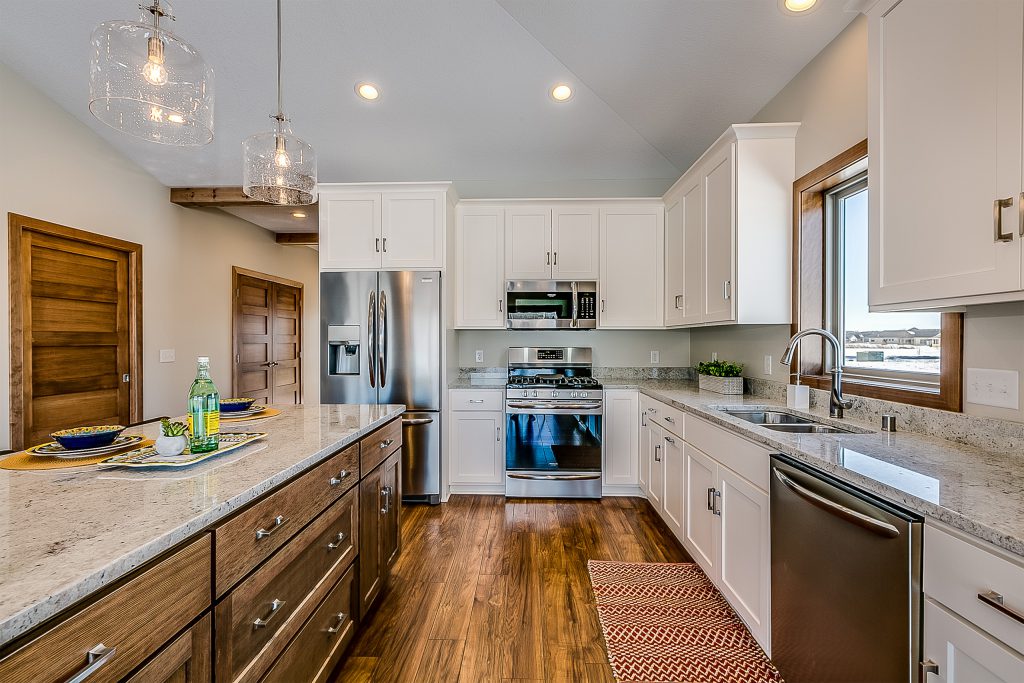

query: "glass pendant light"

left=89, top=1, right=214, bottom=146
left=242, top=0, right=317, bottom=205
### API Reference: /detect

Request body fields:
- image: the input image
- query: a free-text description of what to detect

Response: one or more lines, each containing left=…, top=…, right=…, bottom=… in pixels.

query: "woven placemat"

left=221, top=407, right=282, bottom=422
left=0, top=439, right=156, bottom=471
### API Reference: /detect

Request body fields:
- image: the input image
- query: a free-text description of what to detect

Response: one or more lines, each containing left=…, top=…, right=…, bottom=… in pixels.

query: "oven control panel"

left=509, top=388, right=598, bottom=400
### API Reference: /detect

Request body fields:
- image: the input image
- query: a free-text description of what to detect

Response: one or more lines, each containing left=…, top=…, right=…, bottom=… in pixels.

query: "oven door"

left=504, top=402, right=603, bottom=498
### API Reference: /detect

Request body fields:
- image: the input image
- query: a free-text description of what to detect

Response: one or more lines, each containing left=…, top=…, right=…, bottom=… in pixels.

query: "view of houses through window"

left=830, top=176, right=942, bottom=377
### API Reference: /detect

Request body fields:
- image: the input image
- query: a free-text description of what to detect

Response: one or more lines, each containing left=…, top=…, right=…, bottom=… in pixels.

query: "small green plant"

left=161, top=419, right=188, bottom=437
left=696, top=360, right=743, bottom=378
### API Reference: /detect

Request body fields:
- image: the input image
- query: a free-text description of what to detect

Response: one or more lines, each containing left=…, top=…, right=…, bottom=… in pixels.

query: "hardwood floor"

left=331, top=495, right=691, bottom=683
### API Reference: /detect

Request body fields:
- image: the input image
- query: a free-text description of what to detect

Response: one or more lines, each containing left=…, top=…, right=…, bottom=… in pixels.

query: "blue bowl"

left=50, top=425, right=125, bottom=450
left=220, top=398, right=257, bottom=413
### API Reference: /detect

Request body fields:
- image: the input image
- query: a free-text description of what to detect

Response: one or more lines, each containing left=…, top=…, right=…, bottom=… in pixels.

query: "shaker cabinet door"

left=552, top=207, right=600, bottom=280
left=599, top=207, right=665, bottom=328
left=505, top=207, right=552, bottom=280
left=456, top=206, right=505, bottom=328
left=923, top=599, right=1024, bottom=683
left=320, top=193, right=382, bottom=270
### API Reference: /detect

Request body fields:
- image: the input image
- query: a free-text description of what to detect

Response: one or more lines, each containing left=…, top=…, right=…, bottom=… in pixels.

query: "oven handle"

left=507, top=473, right=602, bottom=481
left=506, top=402, right=603, bottom=414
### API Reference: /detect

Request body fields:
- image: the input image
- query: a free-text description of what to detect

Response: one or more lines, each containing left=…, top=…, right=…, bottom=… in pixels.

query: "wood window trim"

left=9, top=214, right=144, bottom=449
left=790, top=141, right=963, bottom=412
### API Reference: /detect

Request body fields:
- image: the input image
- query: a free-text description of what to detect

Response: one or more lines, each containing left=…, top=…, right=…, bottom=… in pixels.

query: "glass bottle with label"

left=187, top=356, right=220, bottom=453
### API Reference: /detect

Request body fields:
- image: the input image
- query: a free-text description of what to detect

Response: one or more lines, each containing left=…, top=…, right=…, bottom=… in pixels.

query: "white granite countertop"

left=632, top=381, right=1024, bottom=559
left=0, top=403, right=404, bottom=648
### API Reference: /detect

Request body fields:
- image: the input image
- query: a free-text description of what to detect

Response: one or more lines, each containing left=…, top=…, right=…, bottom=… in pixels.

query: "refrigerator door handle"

left=367, top=290, right=377, bottom=388
left=378, top=289, right=388, bottom=387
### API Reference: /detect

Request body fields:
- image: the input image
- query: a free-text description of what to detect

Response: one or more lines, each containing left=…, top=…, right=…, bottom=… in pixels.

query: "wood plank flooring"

left=332, top=495, right=691, bottom=683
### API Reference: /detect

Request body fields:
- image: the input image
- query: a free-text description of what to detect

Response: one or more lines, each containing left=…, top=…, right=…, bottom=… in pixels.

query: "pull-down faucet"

left=780, top=328, right=854, bottom=419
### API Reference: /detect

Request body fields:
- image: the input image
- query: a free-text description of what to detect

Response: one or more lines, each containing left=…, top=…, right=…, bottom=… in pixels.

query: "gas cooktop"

left=506, top=346, right=603, bottom=391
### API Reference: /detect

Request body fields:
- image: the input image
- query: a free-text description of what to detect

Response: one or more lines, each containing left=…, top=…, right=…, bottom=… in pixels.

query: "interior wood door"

left=359, top=462, right=385, bottom=615
left=232, top=268, right=303, bottom=405
left=9, top=215, right=142, bottom=449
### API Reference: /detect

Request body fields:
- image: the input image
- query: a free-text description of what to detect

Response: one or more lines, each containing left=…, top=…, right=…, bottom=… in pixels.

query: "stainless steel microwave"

left=505, top=281, right=597, bottom=329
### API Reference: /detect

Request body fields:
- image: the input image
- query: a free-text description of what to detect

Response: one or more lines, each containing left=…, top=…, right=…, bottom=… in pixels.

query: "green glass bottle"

left=187, top=356, right=220, bottom=453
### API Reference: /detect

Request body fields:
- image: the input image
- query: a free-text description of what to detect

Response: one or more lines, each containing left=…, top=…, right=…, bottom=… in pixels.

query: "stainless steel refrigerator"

left=321, top=271, right=441, bottom=504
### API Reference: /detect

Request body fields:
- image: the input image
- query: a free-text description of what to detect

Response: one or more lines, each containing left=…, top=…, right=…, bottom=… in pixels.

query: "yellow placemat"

left=0, top=439, right=156, bottom=471
left=221, top=407, right=281, bottom=422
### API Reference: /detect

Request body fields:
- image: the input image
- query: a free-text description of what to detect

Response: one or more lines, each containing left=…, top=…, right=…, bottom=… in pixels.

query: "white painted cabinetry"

left=320, top=192, right=381, bottom=270
left=381, top=192, right=445, bottom=269
left=552, top=207, right=600, bottom=280
left=448, top=389, right=505, bottom=493
left=639, top=396, right=684, bottom=540
left=455, top=206, right=505, bottom=328
left=505, top=207, right=552, bottom=280
left=602, top=389, right=640, bottom=493
left=923, top=600, right=1024, bottom=683
left=867, top=0, right=1024, bottom=309
left=646, top=421, right=666, bottom=511
left=660, top=429, right=685, bottom=538
left=504, top=205, right=600, bottom=280
left=599, top=204, right=665, bottom=328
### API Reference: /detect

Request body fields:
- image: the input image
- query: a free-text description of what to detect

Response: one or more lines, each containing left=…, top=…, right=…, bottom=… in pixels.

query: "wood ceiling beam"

left=275, top=233, right=319, bottom=245
left=170, top=186, right=270, bottom=207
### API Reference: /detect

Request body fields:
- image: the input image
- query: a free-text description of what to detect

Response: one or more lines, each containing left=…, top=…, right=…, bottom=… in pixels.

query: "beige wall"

left=0, top=62, right=320, bottom=448
left=456, top=329, right=690, bottom=368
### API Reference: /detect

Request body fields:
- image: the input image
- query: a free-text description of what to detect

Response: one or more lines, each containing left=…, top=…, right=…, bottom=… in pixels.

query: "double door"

left=233, top=270, right=303, bottom=405
left=505, top=206, right=600, bottom=280
left=640, top=401, right=684, bottom=540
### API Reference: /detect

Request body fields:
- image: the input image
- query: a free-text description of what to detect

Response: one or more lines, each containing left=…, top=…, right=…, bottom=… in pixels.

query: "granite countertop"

left=634, top=382, right=1024, bottom=558
left=0, top=403, right=404, bottom=648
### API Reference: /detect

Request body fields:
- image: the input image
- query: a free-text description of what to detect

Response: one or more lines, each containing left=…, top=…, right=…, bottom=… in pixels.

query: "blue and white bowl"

left=220, top=398, right=257, bottom=413
left=50, top=425, right=125, bottom=450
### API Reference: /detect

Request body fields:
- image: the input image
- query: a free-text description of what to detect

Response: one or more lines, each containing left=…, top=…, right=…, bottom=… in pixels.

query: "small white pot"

left=155, top=434, right=188, bottom=456
left=698, top=374, right=745, bottom=395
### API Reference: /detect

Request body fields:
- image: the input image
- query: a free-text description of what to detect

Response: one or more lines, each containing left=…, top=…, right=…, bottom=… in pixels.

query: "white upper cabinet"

left=455, top=205, right=505, bottom=328
left=868, top=0, right=1024, bottom=308
left=680, top=173, right=706, bottom=326
left=703, top=143, right=736, bottom=324
left=664, top=187, right=686, bottom=326
left=552, top=207, right=600, bottom=279
left=599, top=204, right=665, bottom=328
left=505, top=207, right=552, bottom=280
left=319, top=184, right=450, bottom=270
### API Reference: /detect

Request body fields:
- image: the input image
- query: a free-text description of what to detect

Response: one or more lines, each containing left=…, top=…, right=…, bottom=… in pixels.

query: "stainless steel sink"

left=720, top=410, right=815, bottom=425
left=761, top=423, right=853, bottom=434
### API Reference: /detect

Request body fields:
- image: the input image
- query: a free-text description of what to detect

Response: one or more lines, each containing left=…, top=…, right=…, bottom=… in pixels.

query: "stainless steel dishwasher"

left=770, top=454, right=922, bottom=683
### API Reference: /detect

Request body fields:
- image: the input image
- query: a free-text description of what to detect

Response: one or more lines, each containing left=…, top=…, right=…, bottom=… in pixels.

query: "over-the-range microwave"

left=505, top=280, right=597, bottom=329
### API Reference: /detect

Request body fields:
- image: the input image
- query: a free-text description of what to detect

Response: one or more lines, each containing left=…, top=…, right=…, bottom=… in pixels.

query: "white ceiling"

left=0, top=1, right=856, bottom=198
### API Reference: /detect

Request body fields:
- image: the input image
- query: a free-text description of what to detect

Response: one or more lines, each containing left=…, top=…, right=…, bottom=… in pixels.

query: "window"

left=792, top=141, right=962, bottom=411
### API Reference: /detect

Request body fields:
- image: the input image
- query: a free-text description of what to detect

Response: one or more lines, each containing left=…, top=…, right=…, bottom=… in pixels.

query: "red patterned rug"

left=588, top=560, right=782, bottom=683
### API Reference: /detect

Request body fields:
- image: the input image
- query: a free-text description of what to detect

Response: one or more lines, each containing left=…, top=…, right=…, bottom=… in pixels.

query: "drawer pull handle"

left=664, top=416, right=675, bottom=423
left=327, top=612, right=348, bottom=634
left=468, top=399, right=485, bottom=404
left=255, top=515, right=287, bottom=540
left=665, top=436, right=676, bottom=444
left=327, top=531, right=347, bottom=550
left=64, top=644, right=116, bottom=683
left=379, top=438, right=395, bottom=450
left=329, top=470, right=351, bottom=486
left=978, top=590, right=1024, bottom=625
left=253, top=598, right=286, bottom=629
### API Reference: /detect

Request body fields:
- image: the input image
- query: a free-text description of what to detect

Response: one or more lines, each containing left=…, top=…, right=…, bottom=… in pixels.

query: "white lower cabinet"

left=603, top=390, right=640, bottom=492
left=646, top=422, right=666, bottom=512
left=684, top=443, right=718, bottom=573
left=924, top=599, right=1024, bottom=683
left=661, top=431, right=685, bottom=538
left=448, top=389, right=504, bottom=492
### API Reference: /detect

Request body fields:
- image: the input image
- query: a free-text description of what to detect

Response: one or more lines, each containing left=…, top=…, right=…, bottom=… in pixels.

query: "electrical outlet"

left=764, top=354, right=773, bottom=375
left=475, top=349, right=484, bottom=363
left=159, top=349, right=175, bottom=363
left=650, top=350, right=660, bottom=364
left=711, top=351, right=718, bottom=362
left=965, top=368, right=1019, bottom=409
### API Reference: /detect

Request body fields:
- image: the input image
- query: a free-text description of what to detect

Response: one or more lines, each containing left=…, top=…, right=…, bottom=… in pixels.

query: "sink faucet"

left=780, top=328, right=854, bottom=419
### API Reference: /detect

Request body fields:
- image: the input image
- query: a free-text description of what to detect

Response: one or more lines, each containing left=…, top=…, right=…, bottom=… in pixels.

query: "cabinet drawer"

left=450, top=389, right=503, bottom=412
left=0, top=536, right=211, bottom=683
left=645, top=398, right=684, bottom=437
left=215, top=443, right=358, bottom=595
left=260, top=564, right=357, bottom=683
left=124, top=613, right=211, bottom=683
left=215, top=488, right=358, bottom=683
left=925, top=524, right=1024, bottom=654
left=360, top=418, right=402, bottom=475
left=685, top=415, right=769, bottom=492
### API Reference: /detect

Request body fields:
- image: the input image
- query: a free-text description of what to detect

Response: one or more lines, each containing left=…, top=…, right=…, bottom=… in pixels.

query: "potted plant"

left=696, top=360, right=744, bottom=395
left=155, top=418, right=189, bottom=456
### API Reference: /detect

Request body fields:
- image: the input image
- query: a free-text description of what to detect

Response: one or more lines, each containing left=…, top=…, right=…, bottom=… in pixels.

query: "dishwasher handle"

left=772, top=467, right=901, bottom=538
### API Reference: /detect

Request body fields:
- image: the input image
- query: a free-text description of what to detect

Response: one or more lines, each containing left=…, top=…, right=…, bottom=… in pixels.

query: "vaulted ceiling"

left=0, top=1, right=855, bottom=198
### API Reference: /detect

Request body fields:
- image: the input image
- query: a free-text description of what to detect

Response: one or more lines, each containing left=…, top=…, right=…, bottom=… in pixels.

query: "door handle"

left=327, top=612, right=348, bottom=635
left=378, top=290, right=388, bottom=387
left=329, top=469, right=351, bottom=486
left=498, top=299, right=503, bottom=313
left=546, top=251, right=551, bottom=266
left=773, top=468, right=900, bottom=538
left=367, top=290, right=377, bottom=388
left=326, top=531, right=347, bottom=550
left=707, top=487, right=715, bottom=511
left=255, top=515, right=287, bottom=540
left=977, top=590, right=1024, bottom=625
left=1019, top=192, right=1024, bottom=237
left=994, top=197, right=1014, bottom=242
left=253, top=598, right=286, bottom=629
left=675, top=294, right=684, bottom=310
left=507, top=473, right=601, bottom=481
left=375, top=237, right=380, bottom=253
left=654, top=445, right=661, bottom=462
left=496, top=425, right=501, bottom=442
left=402, top=417, right=434, bottom=425
left=919, top=659, right=939, bottom=683
left=382, top=237, right=387, bottom=252
left=553, top=251, right=557, bottom=266
left=713, top=489, right=722, bottom=516
left=63, top=644, right=117, bottom=683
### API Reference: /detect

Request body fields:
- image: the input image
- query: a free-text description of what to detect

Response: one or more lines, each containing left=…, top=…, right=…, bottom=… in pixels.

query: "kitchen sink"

left=717, top=408, right=855, bottom=434
left=761, top=423, right=853, bottom=434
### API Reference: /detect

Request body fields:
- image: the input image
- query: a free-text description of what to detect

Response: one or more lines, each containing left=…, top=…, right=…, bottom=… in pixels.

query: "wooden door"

left=9, top=215, right=142, bottom=449
left=382, top=450, right=402, bottom=570
left=381, top=191, right=444, bottom=269
left=455, top=206, right=505, bottom=328
left=358, top=463, right=385, bottom=616
left=319, top=192, right=382, bottom=270
left=703, top=143, right=735, bottom=323
left=505, top=207, right=552, bottom=280
left=598, top=207, right=665, bottom=328
left=123, top=613, right=211, bottom=683
left=232, top=268, right=303, bottom=405
left=551, top=207, right=599, bottom=280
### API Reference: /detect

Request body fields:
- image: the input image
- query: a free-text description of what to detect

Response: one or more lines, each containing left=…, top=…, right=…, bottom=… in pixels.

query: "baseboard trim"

left=448, top=483, right=506, bottom=495
left=602, top=485, right=645, bottom=497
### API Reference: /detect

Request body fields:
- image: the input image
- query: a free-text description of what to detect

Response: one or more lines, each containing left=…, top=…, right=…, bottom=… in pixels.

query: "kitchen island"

left=0, top=402, right=404, bottom=681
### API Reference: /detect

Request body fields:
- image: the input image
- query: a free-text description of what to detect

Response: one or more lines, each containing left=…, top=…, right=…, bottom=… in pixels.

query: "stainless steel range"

left=505, top=347, right=603, bottom=499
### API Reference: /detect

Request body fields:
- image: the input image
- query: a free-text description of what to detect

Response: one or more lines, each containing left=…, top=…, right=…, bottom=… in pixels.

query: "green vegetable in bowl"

left=696, top=360, right=743, bottom=378
left=161, top=419, right=188, bottom=437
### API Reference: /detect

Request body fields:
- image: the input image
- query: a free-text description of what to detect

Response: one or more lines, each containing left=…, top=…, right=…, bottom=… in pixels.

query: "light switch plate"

left=764, top=355, right=773, bottom=375
left=711, top=351, right=718, bottom=362
left=965, top=368, right=1019, bottom=409
left=650, top=350, right=660, bottom=364
left=159, top=349, right=175, bottom=363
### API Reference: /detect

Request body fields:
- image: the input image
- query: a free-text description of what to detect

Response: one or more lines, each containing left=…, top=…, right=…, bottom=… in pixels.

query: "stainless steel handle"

left=1019, top=192, right=1024, bottom=237
left=664, top=416, right=675, bottom=423
left=327, top=612, right=348, bottom=634
left=255, top=515, right=286, bottom=540
left=64, top=644, right=117, bottom=683
left=713, top=489, right=722, bottom=516
left=654, top=445, right=661, bottom=462
left=546, top=251, right=551, bottom=266
left=506, top=401, right=602, bottom=410
left=403, top=417, right=434, bottom=425
left=723, top=280, right=732, bottom=300
left=326, top=531, right=347, bottom=550
left=570, top=280, right=578, bottom=329
left=641, top=410, right=647, bottom=427
left=994, top=197, right=1014, bottom=242
left=380, top=486, right=387, bottom=515
left=600, top=299, right=605, bottom=312
left=329, top=469, right=351, bottom=486
left=507, top=473, right=602, bottom=481
left=553, top=251, right=557, bottom=266
left=367, top=290, right=377, bottom=388
left=382, top=237, right=387, bottom=252
left=253, top=598, right=286, bottom=629
left=665, top=435, right=676, bottom=444
left=378, top=290, right=388, bottom=387
left=385, top=485, right=393, bottom=512
left=375, top=237, right=380, bottom=252
left=468, top=399, right=485, bottom=404
left=919, top=659, right=939, bottom=683
left=675, top=294, right=684, bottom=310
left=978, top=590, right=1024, bottom=625
left=379, top=438, right=395, bottom=450
left=707, top=487, right=715, bottom=511
left=498, top=299, right=503, bottom=313
left=496, top=425, right=501, bottom=442
left=773, top=468, right=900, bottom=538
left=648, top=407, right=658, bottom=415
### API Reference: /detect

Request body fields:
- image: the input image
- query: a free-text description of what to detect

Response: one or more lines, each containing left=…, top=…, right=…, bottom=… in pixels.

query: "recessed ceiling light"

left=550, top=84, right=574, bottom=102
left=355, top=82, right=380, bottom=101
left=291, top=211, right=307, bottom=218
left=782, top=0, right=817, bottom=13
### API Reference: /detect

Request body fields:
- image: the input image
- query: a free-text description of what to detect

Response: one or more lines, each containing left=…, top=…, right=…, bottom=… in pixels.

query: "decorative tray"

left=101, top=432, right=268, bottom=468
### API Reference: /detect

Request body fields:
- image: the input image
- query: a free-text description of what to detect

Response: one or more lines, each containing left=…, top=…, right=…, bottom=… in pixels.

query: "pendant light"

left=89, top=1, right=214, bottom=145
left=242, top=0, right=317, bottom=205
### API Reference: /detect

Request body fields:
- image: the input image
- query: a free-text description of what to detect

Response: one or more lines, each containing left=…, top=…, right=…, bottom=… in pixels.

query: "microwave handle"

left=571, top=281, right=579, bottom=329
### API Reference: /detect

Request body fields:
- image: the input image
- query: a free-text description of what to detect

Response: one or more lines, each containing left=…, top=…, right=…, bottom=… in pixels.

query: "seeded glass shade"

left=89, top=14, right=214, bottom=146
left=242, top=124, right=317, bottom=205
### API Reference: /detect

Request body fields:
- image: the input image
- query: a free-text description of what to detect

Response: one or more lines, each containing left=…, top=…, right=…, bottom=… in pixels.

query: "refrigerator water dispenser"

left=327, top=325, right=361, bottom=375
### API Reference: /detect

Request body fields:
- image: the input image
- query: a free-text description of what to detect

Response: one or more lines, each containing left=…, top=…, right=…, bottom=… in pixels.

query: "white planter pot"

left=155, top=434, right=188, bottom=456
left=698, top=374, right=744, bottom=395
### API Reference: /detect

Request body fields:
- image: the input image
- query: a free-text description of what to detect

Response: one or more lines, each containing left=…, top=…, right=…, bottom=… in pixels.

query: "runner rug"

left=587, top=560, right=783, bottom=683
